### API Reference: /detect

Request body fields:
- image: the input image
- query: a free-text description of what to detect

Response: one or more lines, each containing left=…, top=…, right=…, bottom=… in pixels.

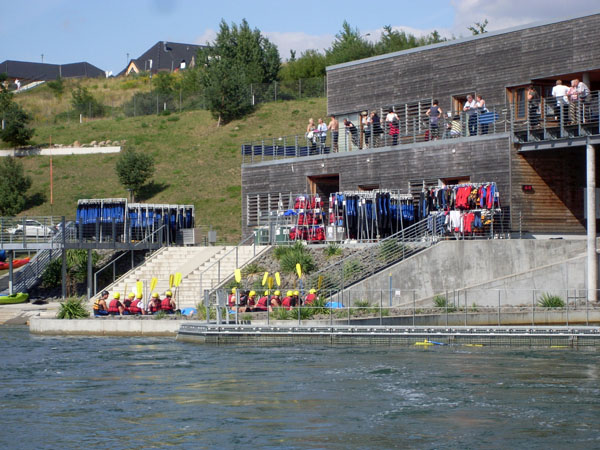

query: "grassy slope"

left=11, top=84, right=326, bottom=243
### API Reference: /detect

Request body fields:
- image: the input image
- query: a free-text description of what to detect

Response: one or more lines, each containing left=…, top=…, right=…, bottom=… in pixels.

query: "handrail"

left=198, top=232, right=257, bottom=291
left=92, top=224, right=168, bottom=296
left=241, top=103, right=509, bottom=164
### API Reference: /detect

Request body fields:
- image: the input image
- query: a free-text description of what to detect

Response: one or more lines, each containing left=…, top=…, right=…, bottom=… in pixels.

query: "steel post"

left=586, top=142, right=597, bottom=302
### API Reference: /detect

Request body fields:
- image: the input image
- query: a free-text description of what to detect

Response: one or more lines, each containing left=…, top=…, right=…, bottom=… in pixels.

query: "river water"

left=1, top=326, right=599, bottom=449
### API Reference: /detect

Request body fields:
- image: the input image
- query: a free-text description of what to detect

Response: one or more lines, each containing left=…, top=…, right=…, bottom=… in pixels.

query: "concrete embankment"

left=29, top=317, right=185, bottom=336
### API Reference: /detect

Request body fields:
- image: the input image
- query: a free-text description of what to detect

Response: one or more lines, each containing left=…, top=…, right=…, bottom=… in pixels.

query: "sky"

left=0, top=0, right=598, bottom=75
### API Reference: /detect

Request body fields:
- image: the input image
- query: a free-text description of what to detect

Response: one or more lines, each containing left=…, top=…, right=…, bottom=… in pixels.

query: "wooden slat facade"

left=326, top=14, right=600, bottom=115
left=242, top=14, right=600, bottom=237
left=242, top=135, right=511, bottom=237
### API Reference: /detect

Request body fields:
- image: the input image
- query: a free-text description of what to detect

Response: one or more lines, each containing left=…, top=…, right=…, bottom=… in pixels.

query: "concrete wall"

left=29, top=317, right=183, bottom=336
left=342, top=239, right=589, bottom=306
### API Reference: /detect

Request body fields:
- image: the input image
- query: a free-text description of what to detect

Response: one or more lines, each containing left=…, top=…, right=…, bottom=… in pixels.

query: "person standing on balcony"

left=567, top=81, right=579, bottom=123
left=476, top=95, right=488, bottom=135
left=574, top=78, right=590, bottom=123
left=426, top=100, right=443, bottom=140
left=344, top=119, right=359, bottom=149
left=527, top=86, right=540, bottom=127
left=328, top=116, right=339, bottom=152
left=361, top=111, right=371, bottom=148
left=463, top=95, right=478, bottom=136
left=371, top=111, right=382, bottom=146
left=317, top=118, right=328, bottom=151
left=306, top=118, right=316, bottom=153
left=552, top=80, right=569, bottom=125
left=385, top=109, right=400, bottom=145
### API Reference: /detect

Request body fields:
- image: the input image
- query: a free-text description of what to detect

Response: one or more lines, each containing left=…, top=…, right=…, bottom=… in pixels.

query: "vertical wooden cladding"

left=511, top=146, right=588, bottom=233
left=327, top=14, right=600, bottom=116
left=241, top=137, right=511, bottom=237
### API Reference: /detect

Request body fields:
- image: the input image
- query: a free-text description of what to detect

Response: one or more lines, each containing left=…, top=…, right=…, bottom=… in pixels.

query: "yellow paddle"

left=234, top=268, right=242, bottom=283
left=150, top=277, right=157, bottom=294
left=267, top=276, right=274, bottom=290
left=262, top=271, right=269, bottom=286
left=136, top=280, right=143, bottom=298
left=296, top=263, right=302, bottom=278
left=169, top=274, right=174, bottom=289
left=275, top=272, right=281, bottom=287
left=174, top=272, right=182, bottom=310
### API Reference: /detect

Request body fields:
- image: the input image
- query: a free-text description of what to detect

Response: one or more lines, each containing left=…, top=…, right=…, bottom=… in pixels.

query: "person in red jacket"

left=107, top=292, right=125, bottom=315
left=149, top=292, right=161, bottom=314
left=161, top=291, right=176, bottom=314
left=228, top=287, right=238, bottom=311
left=129, top=292, right=145, bottom=315
left=254, top=291, right=271, bottom=312
left=305, top=289, right=317, bottom=305
left=270, top=290, right=281, bottom=308
left=281, top=290, right=294, bottom=310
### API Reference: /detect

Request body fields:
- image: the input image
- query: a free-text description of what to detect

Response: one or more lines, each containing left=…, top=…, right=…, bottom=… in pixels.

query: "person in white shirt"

left=463, top=95, right=477, bottom=136
left=551, top=80, right=569, bottom=124
left=316, top=118, right=328, bottom=151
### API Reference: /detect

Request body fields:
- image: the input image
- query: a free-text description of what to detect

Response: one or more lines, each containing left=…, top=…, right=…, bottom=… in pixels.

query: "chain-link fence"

left=25, top=76, right=327, bottom=124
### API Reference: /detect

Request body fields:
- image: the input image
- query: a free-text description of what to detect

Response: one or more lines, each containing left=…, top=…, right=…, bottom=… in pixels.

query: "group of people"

left=549, top=78, right=591, bottom=125
left=227, top=287, right=318, bottom=313
left=93, top=289, right=177, bottom=316
left=306, top=117, right=339, bottom=152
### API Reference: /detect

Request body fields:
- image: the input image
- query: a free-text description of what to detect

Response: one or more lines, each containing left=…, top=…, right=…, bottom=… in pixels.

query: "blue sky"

left=0, top=0, right=598, bottom=74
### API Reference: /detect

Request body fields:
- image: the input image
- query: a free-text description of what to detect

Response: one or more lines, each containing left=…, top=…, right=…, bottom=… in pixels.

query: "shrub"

left=71, top=86, right=105, bottom=118
left=278, top=242, right=316, bottom=275
left=538, top=293, right=565, bottom=308
left=433, top=295, right=456, bottom=312
left=342, top=259, right=363, bottom=280
left=41, top=258, right=62, bottom=288
left=153, top=310, right=167, bottom=319
left=241, top=262, right=264, bottom=276
left=56, top=297, right=89, bottom=319
left=324, top=243, right=343, bottom=258
left=270, top=307, right=291, bottom=320
left=46, top=77, right=65, bottom=98
left=353, top=299, right=371, bottom=313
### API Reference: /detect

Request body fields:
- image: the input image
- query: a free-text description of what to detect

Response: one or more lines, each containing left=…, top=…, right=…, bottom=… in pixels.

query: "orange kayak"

left=0, top=258, right=30, bottom=270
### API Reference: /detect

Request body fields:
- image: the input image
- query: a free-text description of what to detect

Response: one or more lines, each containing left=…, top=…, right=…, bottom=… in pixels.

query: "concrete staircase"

left=177, top=245, right=269, bottom=309
left=95, top=245, right=269, bottom=310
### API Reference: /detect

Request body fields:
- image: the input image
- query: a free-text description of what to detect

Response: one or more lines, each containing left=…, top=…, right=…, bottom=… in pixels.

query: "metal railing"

left=512, top=90, right=600, bottom=143
left=198, top=232, right=262, bottom=293
left=241, top=103, right=509, bottom=164
left=0, top=216, right=64, bottom=247
left=93, top=224, right=169, bottom=296
left=305, top=215, right=445, bottom=292
left=200, top=287, right=600, bottom=328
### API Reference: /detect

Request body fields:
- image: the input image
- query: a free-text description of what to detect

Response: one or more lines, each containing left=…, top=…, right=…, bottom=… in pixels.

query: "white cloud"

left=450, top=0, right=600, bottom=35
left=263, top=31, right=334, bottom=60
left=194, top=29, right=217, bottom=46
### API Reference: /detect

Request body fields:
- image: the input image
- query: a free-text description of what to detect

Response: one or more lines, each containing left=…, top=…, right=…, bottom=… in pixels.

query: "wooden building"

left=241, top=13, right=600, bottom=238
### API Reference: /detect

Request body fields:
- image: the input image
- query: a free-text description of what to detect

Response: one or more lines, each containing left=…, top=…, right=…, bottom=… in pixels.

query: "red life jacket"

left=129, top=299, right=142, bottom=314
left=281, top=296, right=292, bottom=310
left=149, top=300, right=161, bottom=313
left=108, top=299, right=121, bottom=314
left=228, top=294, right=236, bottom=308
left=161, top=298, right=173, bottom=311
left=305, top=293, right=317, bottom=304
left=255, top=296, right=269, bottom=310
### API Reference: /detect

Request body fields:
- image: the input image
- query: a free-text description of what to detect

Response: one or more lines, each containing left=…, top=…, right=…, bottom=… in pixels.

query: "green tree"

left=152, top=71, right=176, bottom=96
left=199, top=18, right=280, bottom=124
left=115, top=147, right=155, bottom=200
left=0, top=157, right=32, bottom=215
left=468, top=19, right=489, bottom=35
left=71, top=86, right=104, bottom=117
left=326, top=21, right=374, bottom=66
left=0, top=102, right=34, bottom=147
left=374, top=25, right=447, bottom=55
left=46, top=76, right=65, bottom=98
left=0, top=82, right=34, bottom=147
left=279, top=49, right=327, bottom=81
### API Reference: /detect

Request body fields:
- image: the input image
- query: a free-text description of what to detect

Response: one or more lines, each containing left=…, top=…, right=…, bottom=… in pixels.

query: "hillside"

left=9, top=82, right=327, bottom=243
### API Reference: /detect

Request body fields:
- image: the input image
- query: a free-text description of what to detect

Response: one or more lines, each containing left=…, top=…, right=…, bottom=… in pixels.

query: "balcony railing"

left=512, top=90, right=600, bottom=144
left=242, top=103, right=510, bottom=164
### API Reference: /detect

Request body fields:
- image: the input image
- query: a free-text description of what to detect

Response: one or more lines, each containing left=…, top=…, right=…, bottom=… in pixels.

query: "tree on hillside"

left=468, top=19, right=489, bottom=35
left=374, top=25, right=447, bottom=55
left=115, top=147, right=155, bottom=201
left=0, top=157, right=32, bottom=215
left=0, top=83, right=34, bottom=147
left=279, top=49, right=328, bottom=81
left=326, top=21, right=374, bottom=66
left=198, top=19, right=281, bottom=124
left=71, top=86, right=104, bottom=118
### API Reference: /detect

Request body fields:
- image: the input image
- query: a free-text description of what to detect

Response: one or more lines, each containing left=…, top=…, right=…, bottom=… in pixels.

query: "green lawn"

left=12, top=96, right=327, bottom=243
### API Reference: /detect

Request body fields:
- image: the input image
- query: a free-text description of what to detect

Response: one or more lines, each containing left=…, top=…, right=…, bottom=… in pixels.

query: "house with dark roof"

left=120, top=41, right=204, bottom=76
left=0, top=60, right=105, bottom=83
